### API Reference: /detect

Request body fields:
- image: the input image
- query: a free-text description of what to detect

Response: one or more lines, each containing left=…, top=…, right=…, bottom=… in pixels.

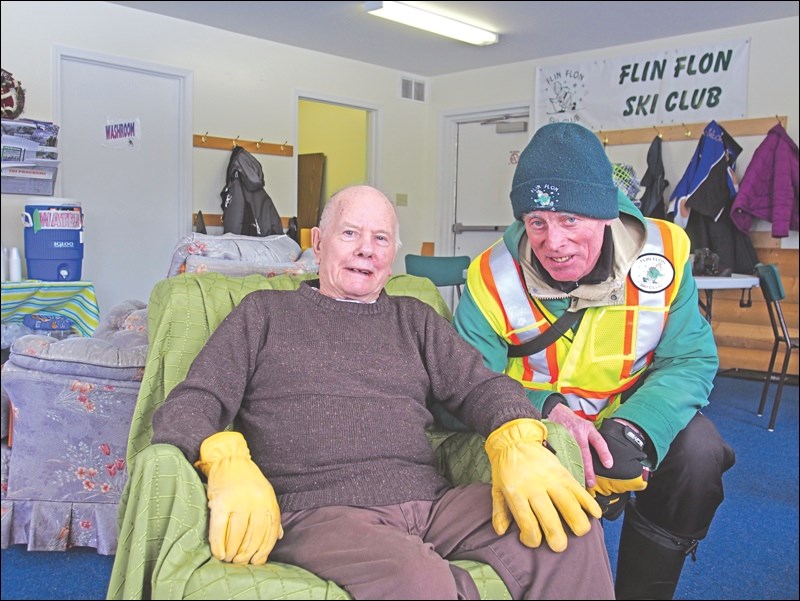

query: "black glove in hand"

left=594, top=491, right=630, bottom=521
left=589, top=419, right=650, bottom=519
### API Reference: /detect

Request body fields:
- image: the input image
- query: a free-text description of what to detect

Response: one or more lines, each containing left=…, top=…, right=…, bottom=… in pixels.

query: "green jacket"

left=454, top=193, right=718, bottom=465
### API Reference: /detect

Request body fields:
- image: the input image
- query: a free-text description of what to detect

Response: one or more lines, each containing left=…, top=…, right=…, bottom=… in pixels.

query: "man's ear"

left=311, top=227, right=322, bottom=258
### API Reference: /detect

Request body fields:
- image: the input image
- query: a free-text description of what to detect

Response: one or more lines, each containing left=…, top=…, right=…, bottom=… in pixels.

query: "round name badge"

left=630, top=253, right=675, bottom=293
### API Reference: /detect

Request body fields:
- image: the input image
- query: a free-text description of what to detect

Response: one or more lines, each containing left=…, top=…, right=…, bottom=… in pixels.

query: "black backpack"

left=220, top=146, right=283, bottom=237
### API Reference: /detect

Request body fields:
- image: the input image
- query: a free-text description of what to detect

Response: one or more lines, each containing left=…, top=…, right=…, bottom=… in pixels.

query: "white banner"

left=534, top=39, right=750, bottom=132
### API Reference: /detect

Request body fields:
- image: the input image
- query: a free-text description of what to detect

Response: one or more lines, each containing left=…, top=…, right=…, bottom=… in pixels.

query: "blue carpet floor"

left=606, top=375, right=799, bottom=600
left=1, top=375, right=798, bottom=600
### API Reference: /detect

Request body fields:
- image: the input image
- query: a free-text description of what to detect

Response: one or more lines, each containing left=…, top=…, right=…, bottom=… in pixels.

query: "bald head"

left=312, top=185, right=400, bottom=302
left=319, top=185, right=401, bottom=248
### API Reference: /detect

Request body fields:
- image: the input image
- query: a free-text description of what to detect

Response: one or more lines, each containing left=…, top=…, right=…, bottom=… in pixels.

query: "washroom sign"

left=103, top=117, right=142, bottom=150
left=534, top=39, right=749, bottom=132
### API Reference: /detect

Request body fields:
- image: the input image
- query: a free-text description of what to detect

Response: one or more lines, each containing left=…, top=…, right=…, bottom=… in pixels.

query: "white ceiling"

left=109, top=1, right=798, bottom=77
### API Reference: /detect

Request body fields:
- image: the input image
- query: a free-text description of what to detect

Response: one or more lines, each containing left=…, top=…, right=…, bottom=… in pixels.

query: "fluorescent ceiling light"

left=363, top=2, right=499, bottom=46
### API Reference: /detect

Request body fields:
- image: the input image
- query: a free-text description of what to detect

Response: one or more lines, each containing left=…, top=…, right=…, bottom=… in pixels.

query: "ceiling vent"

left=401, top=77, right=426, bottom=102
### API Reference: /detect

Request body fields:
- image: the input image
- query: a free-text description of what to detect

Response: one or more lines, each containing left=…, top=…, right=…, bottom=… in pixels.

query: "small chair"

left=754, top=263, right=799, bottom=431
left=405, top=254, right=471, bottom=298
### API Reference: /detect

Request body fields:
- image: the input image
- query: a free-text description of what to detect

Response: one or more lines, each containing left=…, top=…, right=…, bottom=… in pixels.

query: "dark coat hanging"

left=220, top=146, right=284, bottom=237
left=638, top=135, right=668, bottom=219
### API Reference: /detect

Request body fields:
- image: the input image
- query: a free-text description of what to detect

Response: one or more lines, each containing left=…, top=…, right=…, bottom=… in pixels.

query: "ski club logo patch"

left=630, top=253, right=674, bottom=293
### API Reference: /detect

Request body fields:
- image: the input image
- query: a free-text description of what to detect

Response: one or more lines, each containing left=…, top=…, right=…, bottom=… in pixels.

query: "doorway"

left=296, top=96, right=377, bottom=226
left=437, top=106, right=531, bottom=261
left=54, top=46, right=191, bottom=315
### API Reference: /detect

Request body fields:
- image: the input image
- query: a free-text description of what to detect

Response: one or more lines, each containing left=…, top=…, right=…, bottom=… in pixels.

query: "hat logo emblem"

left=531, top=184, right=559, bottom=209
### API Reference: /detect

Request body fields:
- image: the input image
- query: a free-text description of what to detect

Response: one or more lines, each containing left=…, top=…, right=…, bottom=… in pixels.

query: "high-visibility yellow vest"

left=467, top=219, right=689, bottom=422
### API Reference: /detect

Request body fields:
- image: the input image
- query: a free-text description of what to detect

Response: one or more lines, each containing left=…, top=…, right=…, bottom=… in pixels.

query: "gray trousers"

left=271, top=482, right=614, bottom=600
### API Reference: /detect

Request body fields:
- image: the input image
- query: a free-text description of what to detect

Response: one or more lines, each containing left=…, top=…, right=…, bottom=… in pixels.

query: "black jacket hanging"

left=220, top=146, right=283, bottom=237
left=638, top=135, right=668, bottom=219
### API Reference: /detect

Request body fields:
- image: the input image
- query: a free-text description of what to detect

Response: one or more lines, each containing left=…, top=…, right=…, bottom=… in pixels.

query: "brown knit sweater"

left=152, top=281, right=538, bottom=512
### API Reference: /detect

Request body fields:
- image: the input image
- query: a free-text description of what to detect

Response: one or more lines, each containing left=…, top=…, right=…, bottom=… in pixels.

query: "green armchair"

left=107, top=272, right=584, bottom=600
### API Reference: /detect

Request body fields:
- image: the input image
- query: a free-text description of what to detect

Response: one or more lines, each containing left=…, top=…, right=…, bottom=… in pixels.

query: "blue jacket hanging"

left=668, top=120, right=757, bottom=274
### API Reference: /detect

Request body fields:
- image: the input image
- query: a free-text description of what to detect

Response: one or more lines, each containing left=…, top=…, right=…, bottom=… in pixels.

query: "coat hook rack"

left=594, top=115, right=788, bottom=146
left=193, top=133, right=293, bottom=156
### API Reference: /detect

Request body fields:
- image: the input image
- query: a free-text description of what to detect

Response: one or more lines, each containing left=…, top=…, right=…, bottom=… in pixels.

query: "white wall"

left=2, top=3, right=798, bottom=315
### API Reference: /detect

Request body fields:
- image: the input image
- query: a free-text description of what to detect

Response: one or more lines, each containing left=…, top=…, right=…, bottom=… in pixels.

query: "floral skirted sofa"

left=0, top=300, right=148, bottom=555
left=167, top=232, right=318, bottom=278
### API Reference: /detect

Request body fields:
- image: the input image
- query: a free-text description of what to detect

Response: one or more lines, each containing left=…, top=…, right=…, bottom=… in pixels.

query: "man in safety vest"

left=452, top=122, right=735, bottom=600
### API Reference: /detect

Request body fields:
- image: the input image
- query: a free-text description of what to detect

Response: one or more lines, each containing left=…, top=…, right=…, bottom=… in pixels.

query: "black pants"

left=634, top=412, right=736, bottom=540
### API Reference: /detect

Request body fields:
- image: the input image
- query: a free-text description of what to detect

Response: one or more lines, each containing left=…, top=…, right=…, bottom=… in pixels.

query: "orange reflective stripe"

left=564, top=377, right=639, bottom=398
left=573, top=409, right=596, bottom=421
left=544, top=340, right=559, bottom=383
left=621, top=279, right=639, bottom=378
left=486, top=245, right=555, bottom=384
left=562, top=387, right=611, bottom=399
left=652, top=219, right=678, bottom=320
left=561, top=392, right=612, bottom=416
left=523, top=298, right=560, bottom=384
left=480, top=250, right=516, bottom=341
left=520, top=355, right=535, bottom=382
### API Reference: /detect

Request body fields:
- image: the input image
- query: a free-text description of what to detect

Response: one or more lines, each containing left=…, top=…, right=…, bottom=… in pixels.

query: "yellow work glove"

left=195, top=431, right=283, bottom=565
left=485, top=418, right=602, bottom=553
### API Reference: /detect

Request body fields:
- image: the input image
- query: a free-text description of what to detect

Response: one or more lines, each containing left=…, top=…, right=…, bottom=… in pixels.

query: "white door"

left=449, top=114, right=530, bottom=261
left=55, top=47, right=192, bottom=316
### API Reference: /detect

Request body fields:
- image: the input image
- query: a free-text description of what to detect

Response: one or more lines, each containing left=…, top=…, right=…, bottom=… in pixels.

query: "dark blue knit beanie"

left=510, top=122, right=619, bottom=220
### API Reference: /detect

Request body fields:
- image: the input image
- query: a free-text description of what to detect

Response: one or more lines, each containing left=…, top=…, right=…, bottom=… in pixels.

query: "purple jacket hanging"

left=730, top=123, right=799, bottom=238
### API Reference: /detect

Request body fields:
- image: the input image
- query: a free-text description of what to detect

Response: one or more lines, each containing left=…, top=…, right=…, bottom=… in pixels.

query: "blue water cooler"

left=22, top=202, right=84, bottom=281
